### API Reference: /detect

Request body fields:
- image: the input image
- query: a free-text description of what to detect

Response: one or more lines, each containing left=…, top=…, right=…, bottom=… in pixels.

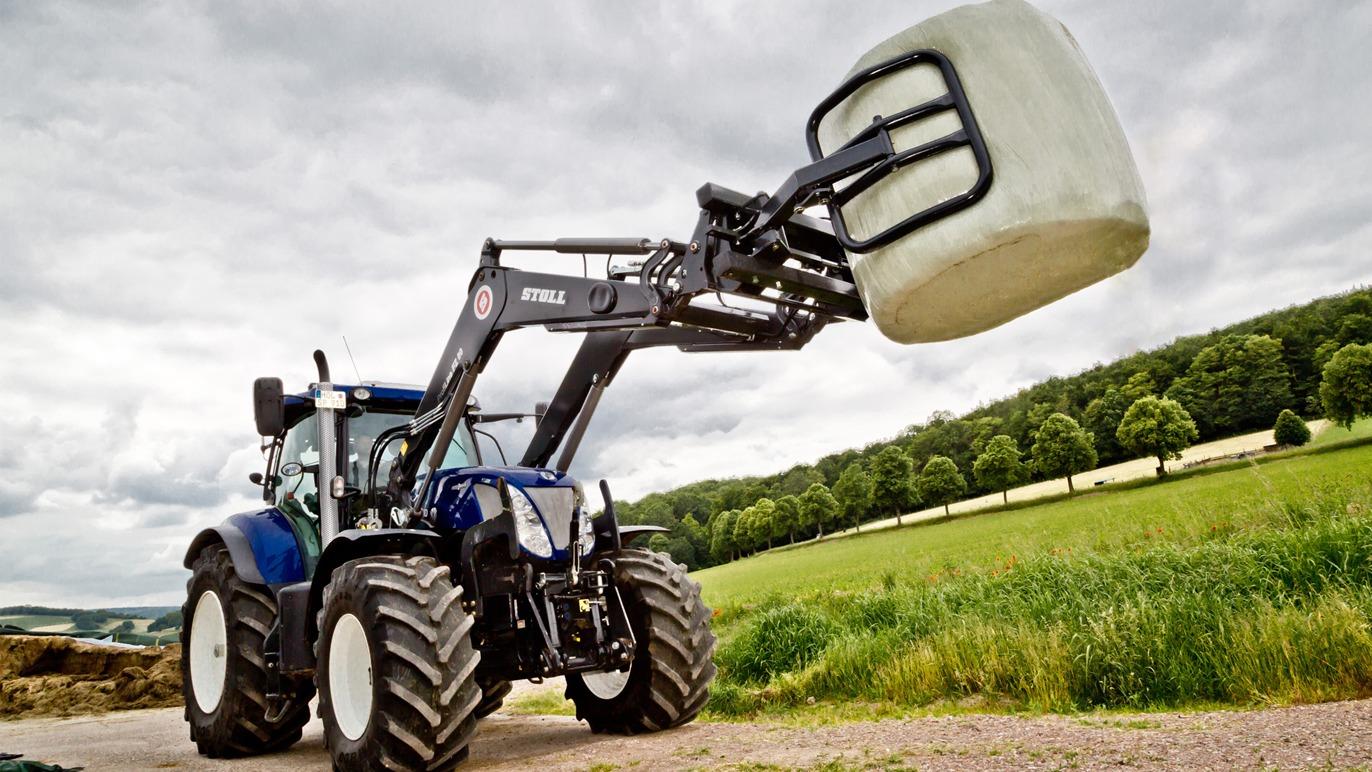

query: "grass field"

left=0, top=615, right=72, bottom=631
left=695, top=438, right=1372, bottom=718
left=1311, top=417, right=1372, bottom=447
left=0, top=613, right=179, bottom=644
left=696, top=440, right=1372, bottom=610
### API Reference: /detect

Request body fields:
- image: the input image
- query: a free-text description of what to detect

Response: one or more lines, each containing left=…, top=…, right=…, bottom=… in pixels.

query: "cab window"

left=277, top=413, right=320, bottom=515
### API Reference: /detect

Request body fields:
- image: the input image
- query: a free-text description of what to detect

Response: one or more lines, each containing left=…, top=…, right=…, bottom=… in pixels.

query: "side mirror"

left=253, top=377, right=285, bottom=437
left=534, top=401, right=549, bottom=426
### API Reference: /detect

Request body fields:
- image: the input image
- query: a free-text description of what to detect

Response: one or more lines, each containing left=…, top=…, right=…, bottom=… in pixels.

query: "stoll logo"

left=520, top=287, right=566, bottom=305
left=472, top=285, right=494, bottom=320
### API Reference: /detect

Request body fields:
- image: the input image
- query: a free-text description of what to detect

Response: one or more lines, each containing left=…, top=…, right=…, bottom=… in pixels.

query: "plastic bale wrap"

left=817, top=0, right=1148, bottom=344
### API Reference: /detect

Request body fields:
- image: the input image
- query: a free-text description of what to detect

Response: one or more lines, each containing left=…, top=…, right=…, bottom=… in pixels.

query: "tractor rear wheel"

left=181, top=543, right=314, bottom=757
left=316, top=555, right=482, bottom=771
left=474, top=676, right=512, bottom=719
left=565, top=548, right=716, bottom=733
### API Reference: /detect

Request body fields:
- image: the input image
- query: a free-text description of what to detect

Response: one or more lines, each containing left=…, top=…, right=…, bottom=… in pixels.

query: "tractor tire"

left=181, top=543, right=314, bottom=757
left=316, top=555, right=481, bottom=771
left=565, top=548, right=716, bottom=734
left=473, top=676, right=512, bottom=719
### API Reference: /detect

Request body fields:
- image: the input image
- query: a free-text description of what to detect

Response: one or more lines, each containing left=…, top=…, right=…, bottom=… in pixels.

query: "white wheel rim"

left=581, top=668, right=631, bottom=700
left=189, top=590, right=228, bottom=713
left=328, top=613, right=373, bottom=741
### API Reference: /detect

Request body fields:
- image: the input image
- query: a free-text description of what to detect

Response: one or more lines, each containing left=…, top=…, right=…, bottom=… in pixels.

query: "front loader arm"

left=383, top=126, right=927, bottom=521
left=388, top=257, right=662, bottom=511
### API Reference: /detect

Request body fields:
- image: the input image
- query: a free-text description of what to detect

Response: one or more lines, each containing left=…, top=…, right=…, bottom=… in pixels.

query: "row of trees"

left=615, top=289, right=1372, bottom=571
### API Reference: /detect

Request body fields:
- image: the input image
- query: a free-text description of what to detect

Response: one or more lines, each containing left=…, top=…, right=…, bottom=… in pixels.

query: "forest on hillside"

left=612, top=286, right=1372, bottom=571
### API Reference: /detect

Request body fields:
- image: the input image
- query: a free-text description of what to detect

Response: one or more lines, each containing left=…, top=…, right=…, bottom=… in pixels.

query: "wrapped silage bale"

left=816, top=0, right=1148, bottom=344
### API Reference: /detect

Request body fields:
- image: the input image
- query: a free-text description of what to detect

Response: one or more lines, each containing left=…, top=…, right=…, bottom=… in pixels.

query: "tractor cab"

left=253, top=379, right=564, bottom=579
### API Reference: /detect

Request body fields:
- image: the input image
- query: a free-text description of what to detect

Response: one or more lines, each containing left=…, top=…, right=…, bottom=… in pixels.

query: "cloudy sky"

left=2, top=1, right=1368, bottom=608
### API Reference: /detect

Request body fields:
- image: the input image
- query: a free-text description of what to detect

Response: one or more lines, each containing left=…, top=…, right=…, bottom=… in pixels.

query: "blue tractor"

left=178, top=45, right=997, bottom=769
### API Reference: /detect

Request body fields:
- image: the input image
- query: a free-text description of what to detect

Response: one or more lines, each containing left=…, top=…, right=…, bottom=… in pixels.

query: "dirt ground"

left=0, top=635, right=181, bottom=718
left=2, top=695, right=1370, bottom=770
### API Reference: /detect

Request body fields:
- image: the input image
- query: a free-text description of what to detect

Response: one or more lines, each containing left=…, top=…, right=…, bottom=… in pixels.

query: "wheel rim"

left=581, top=668, right=631, bottom=700
left=328, top=613, right=373, bottom=741
left=189, top=590, right=228, bottom=713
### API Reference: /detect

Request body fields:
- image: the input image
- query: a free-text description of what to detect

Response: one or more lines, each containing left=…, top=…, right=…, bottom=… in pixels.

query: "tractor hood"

left=424, top=466, right=583, bottom=559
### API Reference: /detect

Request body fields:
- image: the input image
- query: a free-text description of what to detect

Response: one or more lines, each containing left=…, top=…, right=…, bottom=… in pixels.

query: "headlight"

left=572, top=481, right=595, bottom=556
left=578, top=507, right=596, bottom=555
left=509, top=487, right=553, bottom=558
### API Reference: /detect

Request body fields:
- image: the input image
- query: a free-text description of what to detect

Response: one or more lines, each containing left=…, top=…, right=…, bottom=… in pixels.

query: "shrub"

left=717, top=603, right=839, bottom=684
left=1273, top=409, right=1312, bottom=447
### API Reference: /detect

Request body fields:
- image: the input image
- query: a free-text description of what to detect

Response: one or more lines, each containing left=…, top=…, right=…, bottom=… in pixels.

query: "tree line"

left=613, top=287, right=1372, bottom=571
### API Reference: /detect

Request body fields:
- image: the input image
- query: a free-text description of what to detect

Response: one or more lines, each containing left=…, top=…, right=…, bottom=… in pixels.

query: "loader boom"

left=383, top=47, right=995, bottom=525
left=383, top=163, right=888, bottom=521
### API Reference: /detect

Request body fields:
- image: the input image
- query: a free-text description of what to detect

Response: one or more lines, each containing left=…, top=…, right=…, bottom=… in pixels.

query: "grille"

left=527, top=487, right=575, bottom=548
left=472, top=483, right=576, bottom=549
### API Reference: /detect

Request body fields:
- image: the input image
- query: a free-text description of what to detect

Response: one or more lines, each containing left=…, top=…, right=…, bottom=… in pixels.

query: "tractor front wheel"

left=181, top=543, right=314, bottom=757
left=316, top=555, right=482, bottom=771
left=565, top=548, right=716, bottom=733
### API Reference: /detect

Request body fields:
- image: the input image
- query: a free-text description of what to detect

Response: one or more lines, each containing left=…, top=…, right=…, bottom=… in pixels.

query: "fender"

left=305, top=528, right=444, bottom=641
left=586, top=480, right=668, bottom=551
left=183, top=509, right=308, bottom=587
left=183, top=523, right=268, bottom=586
left=618, top=525, right=669, bottom=545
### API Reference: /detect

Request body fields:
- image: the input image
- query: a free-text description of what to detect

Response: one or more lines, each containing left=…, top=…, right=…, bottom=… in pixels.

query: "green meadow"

left=694, top=434, right=1372, bottom=717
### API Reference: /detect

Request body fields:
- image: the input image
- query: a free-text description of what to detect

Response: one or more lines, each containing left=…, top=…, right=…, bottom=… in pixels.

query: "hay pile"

left=0, top=635, right=181, bottom=719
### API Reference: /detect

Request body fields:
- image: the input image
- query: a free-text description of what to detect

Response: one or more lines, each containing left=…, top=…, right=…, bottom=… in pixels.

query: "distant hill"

left=0, top=605, right=139, bottom=619
left=0, top=605, right=181, bottom=645
left=104, top=606, right=179, bottom=618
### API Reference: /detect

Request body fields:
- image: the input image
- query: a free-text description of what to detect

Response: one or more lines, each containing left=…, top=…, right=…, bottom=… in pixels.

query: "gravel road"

left=3, top=697, right=1370, bottom=770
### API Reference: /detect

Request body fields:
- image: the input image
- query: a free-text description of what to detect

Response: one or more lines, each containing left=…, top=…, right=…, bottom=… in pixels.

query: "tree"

left=147, top=609, right=183, bottom=632
left=629, top=495, right=676, bottom=528
left=752, top=498, right=779, bottom=550
left=1116, top=396, right=1198, bottom=477
left=733, top=506, right=756, bottom=555
left=1083, top=387, right=1131, bottom=461
left=798, top=483, right=839, bottom=539
left=678, top=515, right=710, bottom=567
left=710, top=510, right=738, bottom=562
left=831, top=463, right=873, bottom=533
left=773, top=495, right=802, bottom=543
left=1272, top=409, right=1311, bottom=447
left=1120, top=371, right=1156, bottom=402
left=1312, top=314, right=1372, bottom=372
left=1026, top=402, right=1057, bottom=436
left=647, top=532, right=697, bottom=570
left=1164, top=334, right=1293, bottom=437
left=777, top=465, right=825, bottom=498
left=71, top=611, right=108, bottom=630
left=869, top=446, right=915, bottom=524
left=917, top=455, right=967, bottom=516
left=1031, top=413, right=1097, bottom=492
left=671, top=491, right=712, bottom=522
left=1321, top=343, right=1372, bottom=429
left=972, top=435, right=1027, bottom=504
